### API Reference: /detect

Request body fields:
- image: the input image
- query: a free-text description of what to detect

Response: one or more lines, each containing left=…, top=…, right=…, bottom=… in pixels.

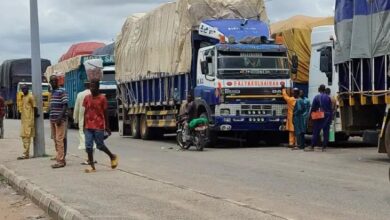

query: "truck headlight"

left=220, top=108, right=230, bottom=116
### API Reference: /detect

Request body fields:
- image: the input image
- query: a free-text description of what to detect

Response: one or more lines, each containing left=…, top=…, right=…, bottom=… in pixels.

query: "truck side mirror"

left=319, top=47, right=332, bottom=73
left=291, top=55, right=298, bottom=74
left=319, top=46, right=333, bottom=85
left=201, top=61, right=209, bottom=75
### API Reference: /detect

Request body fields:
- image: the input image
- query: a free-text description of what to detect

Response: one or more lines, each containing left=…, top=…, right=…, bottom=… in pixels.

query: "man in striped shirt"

left=49, top=75, right=68, bottom=168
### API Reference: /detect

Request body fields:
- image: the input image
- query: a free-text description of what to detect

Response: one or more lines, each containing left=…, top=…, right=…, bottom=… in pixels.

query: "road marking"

left=70, top=153, right=292, bottom=220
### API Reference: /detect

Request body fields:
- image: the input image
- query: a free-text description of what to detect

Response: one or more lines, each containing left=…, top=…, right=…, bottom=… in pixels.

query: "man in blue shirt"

left=306, top=85, right=332, bottom=152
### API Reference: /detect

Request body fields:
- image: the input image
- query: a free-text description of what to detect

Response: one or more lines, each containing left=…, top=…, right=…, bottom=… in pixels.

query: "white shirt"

left=73, top=89, right=91, bottom=128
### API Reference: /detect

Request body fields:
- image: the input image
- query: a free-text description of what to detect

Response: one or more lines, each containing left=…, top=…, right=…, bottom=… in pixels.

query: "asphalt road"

left=2, top=119, right=390, bottom=220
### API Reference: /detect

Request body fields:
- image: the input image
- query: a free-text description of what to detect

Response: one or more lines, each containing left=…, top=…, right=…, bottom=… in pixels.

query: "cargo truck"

left=0, top=59, right=51, bottom=119
left=45, top=54, right=118, bottom=130
left=115, top=0, right=298, bottom=146
left=315, top=0, right=390, bottom=157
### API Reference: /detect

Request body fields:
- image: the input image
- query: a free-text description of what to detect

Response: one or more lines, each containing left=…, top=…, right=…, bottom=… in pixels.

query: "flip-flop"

left=17, top=156, right=29, bottom=160
left=51, top=163, right=65, bottom=169
left=84, top=168, right=96, bottom=173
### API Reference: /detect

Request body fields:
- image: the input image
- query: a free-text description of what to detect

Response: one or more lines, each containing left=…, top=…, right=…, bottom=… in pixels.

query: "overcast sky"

left=0, top=0, right=334, bottom=65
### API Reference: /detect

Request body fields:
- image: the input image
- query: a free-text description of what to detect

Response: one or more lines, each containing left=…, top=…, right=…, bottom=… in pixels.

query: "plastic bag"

left=54, top=72, right=65, bottom=86
left=189, top=118, right=208, bottom=129
left=84, top=59, right=103, bottom=81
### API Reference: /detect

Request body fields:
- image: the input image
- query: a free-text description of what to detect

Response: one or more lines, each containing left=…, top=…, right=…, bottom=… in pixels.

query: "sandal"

left=84, top=168, right=96, bottom=173
left=17, top=156, right=29, bottom=160
left=51, top=163, right=65, bottom=169
left=111, top=155, right=118, bottom=169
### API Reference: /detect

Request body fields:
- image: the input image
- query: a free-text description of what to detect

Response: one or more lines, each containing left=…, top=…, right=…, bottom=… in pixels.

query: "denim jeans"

left=84, top=129, right=106, bottom=153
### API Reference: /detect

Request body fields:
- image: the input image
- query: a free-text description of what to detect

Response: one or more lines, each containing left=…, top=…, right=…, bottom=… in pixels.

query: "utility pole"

left=30, top=0, right=45, bottom=157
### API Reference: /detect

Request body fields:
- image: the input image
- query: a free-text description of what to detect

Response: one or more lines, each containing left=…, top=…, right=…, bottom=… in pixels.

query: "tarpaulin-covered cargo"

left=334, top=0, right=390, bottom=94
left=59, top=42, right=105, bottom=62
left=271, top=15, right=334, bottom=83
left=334, top=0, right=390, bottom=64
left=45, top=55, right=115, bottom=79
left=0, top=59, right=51, bottom=88
left=115, top=0, right=268, bottom=82
left=0, top=58, right=51, bottom=103
left=92, top=43, right=115, bottom=56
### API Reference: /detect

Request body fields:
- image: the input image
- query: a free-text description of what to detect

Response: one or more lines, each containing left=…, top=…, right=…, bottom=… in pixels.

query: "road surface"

left=1, top=119, right=389, bottom=220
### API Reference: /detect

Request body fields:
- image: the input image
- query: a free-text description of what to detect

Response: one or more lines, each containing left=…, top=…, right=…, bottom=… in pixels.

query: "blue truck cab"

left=194, top=19, right=293, bottom=144
left=117, top=18, right=296, bottom=145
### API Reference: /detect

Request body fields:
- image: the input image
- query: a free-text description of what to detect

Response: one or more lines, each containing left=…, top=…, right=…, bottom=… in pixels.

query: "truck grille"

left=216, top=104, right=287, bottom=116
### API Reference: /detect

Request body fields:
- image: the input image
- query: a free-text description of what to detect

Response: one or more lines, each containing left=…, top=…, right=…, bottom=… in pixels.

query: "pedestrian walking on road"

left=73, top=82, right=97, bottom=165
left=281, top=82, right=297, bottom=147
left=17, top=85, right=39, bottom=159
left=49, top=75, right=68, bottom=168
left=0, top=95, right=5, bottom=139
left=306, top=85, right=332, bottom=152
left=83, top=79, right=118, bottom=173
left=292, top=89, right=306, bottom=150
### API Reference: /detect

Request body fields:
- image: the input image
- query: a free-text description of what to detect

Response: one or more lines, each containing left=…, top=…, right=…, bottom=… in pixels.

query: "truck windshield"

left=217, top=56, right=290, bottom=79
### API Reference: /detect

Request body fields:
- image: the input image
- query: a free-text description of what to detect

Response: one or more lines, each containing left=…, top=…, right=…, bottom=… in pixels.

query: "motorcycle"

left=176, top=115, right=208, bottom=151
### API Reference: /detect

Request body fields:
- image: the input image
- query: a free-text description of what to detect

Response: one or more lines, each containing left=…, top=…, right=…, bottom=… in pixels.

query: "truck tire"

left=200, top=112, right=217, bottom=148
left=385, top=121, right=390, bottom=159
left=131, top=115, right=141, bottom=139
left=335, top=132, right=349, bottom=142
left=140, top=114, right=153, bottom=140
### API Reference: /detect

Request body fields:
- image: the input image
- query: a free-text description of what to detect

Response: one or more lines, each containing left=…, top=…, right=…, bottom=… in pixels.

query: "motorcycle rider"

left=182, top=92, right=196, bottom=146
left=185, top=93, right=196, bottom=123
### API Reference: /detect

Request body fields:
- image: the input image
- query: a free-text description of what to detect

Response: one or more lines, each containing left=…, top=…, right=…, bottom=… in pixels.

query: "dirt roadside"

left=0, top=175, right=50, bottom=220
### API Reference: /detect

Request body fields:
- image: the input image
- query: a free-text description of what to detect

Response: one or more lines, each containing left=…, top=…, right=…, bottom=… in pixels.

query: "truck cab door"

left=197, top=46, right=216, bottom=88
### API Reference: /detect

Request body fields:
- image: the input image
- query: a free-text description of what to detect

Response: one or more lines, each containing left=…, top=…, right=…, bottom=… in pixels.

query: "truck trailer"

left=45, top=54, right=118, bottom=130
left=115, top=0, right=298, bottom=146
left=316, top=0, right=390, bottom=157
left=0, top=58, right=51, bottom=119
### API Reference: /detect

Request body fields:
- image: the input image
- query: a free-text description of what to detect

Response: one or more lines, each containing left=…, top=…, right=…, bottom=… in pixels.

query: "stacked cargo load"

left=271, top=15, right=334, bottom=90
left=115, top=0, right=268, bottom=81
left=333, top=0, right=390, bottom=157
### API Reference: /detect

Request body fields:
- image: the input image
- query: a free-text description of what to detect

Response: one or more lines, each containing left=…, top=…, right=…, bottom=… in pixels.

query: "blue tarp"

left=92, top=43, right=114, bottom=56
left=216, top=43, right=286, bottom=53
left=334, top=0, right=390, bottom=63
left=203, top=19, right=269, bottom=42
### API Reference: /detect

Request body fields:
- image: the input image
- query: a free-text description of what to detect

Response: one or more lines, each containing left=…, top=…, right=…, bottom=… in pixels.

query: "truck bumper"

left=211, top=116, right=287, bottom=132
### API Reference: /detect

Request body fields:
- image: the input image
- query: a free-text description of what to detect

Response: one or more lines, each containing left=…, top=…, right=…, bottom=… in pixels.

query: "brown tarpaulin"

left=271, top=15, right=333, bottom=84
left=115, top=0, right=268, bottom=82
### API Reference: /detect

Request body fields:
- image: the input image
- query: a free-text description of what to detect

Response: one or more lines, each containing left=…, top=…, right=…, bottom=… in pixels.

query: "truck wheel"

left=335, top=133, right=349, bottom=142
left=131, top=115, right=140, bottom=139
left=385, top=121, right=390, bottom=159
left=200, top=112, right=217, bottom=148
left=140, top=114, right=153, bottom=140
